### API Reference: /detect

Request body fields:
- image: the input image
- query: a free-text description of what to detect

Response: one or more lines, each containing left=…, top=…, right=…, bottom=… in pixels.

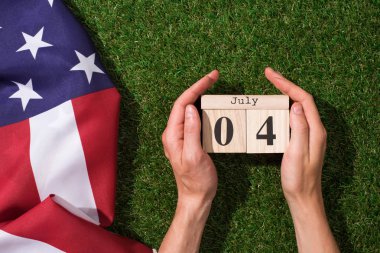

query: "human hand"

left=161, top=70, right=219, bottom=206
left=265, top=67, right=339, bottom=253
left=159, top=70, right=219, bottom=253
left=265, top=67, right=327, bottom=205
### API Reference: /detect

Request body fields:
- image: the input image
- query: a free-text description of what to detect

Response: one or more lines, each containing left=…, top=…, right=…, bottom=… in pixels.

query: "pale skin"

left=159, top=67, right=340, bottom=253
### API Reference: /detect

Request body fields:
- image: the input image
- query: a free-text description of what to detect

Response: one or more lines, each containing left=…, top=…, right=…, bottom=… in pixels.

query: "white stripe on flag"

left=29, top=100, right=99, bottom=224
left=0, top=230, right=64, bottom=253
left=52, top=195, right=99, bottom=225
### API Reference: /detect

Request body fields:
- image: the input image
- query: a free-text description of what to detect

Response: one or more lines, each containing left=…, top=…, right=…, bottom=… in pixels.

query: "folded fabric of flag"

left=0, top=0, right=152, bottom=252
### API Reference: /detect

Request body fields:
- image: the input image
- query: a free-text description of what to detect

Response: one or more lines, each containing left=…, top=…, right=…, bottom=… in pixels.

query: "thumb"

left=287, top=102, right=309, bottom=158
left=183, top=105, right=203, bottom=153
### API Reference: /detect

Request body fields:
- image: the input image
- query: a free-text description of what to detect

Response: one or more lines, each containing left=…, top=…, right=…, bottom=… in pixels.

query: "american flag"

left=0, top=0, right=152, bottom=252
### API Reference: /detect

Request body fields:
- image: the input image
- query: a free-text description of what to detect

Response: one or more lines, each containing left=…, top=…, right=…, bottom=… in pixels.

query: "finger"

left=265, top=67, right=310, bottom=101
left=183, top=105, right=203, bottom=156
left=264, top=67, right=322, bottom=127
left=175, top=70, right=219, bottom=108
left=287, top=103, right=309, bottom=160
left=264, top=67, right=326, bottom=152
left=165, top=70, right=219, bottom=143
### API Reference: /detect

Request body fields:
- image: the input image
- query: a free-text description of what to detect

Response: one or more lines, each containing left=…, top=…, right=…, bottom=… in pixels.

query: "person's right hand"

left=265, top=67, right=327, bottom=205
left=265, top=67, right=339, bottom=253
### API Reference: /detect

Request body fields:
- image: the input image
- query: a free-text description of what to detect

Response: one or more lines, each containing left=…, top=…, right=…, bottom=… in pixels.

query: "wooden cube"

left=202, top=110, right=246, bottom=153
left=246, top=110, right=289, bottom=153
left=201, top=95, right=289, bottom=154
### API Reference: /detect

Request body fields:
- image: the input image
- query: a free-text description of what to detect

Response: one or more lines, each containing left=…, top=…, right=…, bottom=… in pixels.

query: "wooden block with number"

left=201, top=95, right=289, bottom=154
left=202, top=110, right=246, bottom=153
left=246, top=110, right=289, bottom=153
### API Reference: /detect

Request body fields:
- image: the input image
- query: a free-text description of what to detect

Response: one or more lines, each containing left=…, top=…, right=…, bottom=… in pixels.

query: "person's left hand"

left=161, top=70, right=219, bottom=206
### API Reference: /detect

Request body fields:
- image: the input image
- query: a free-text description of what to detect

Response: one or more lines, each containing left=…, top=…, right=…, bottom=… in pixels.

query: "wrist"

left=158, top=197, right=211, bottom=252
left=287, top=194, right=327, bottom=224
left=158, top=198, right=212, bottom=253
left=176, top=196, right=213, bottom=223
left=286, top=196, right=339, bottom=253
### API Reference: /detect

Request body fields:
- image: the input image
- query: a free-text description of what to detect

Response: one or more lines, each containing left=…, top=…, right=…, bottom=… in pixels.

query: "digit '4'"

left=256, top=116, right=276, bottom=145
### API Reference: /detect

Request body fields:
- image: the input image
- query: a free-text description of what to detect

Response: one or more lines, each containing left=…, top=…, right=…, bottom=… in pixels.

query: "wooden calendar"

left=201, top=95, right=289, bottom=153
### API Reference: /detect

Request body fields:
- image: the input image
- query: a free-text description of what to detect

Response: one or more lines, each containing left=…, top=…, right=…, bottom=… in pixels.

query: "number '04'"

left=214, top=116, right=276, bottom=146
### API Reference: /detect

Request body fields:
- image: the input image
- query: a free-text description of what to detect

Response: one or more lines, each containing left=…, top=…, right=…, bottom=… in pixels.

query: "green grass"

left=65, top=1, right=379, bottom=252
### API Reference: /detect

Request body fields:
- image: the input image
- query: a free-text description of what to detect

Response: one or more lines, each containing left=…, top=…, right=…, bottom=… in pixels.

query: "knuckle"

left=164, top=149, right=170, bottom=159
left=291, top=119, right=309, bottom=132
left=315, top=128, right=327, bottom=145
left=285, top=147, right=307, bottom=161
left=161, top=131, right=167, bottom=146
left=319, top=126, right=327, bottom=139
left=161, top=131, right=171, bottom=159
left=173, top=100, right=182, bottom=109
left=298, top=122, right=309, bottom=132
left=322, top=128, right=327, bottom=140
left=184, top=151, right=205, bottom=165
left=305, top=93, right=314, bottom=102
left=282, top=84, right=290, bottom=94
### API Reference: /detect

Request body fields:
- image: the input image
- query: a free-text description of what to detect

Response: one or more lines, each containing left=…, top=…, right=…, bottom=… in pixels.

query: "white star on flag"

left=48, top=0, right=54, bottom=7
left=16, top=27, right=53, bottom=59
left=9, top=79, right=43, bottom=111
left=70, top=50, right=104, bottom=84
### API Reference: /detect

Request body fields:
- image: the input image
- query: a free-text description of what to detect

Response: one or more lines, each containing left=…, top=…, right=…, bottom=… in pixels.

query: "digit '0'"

left=214, top=117, right=233, bottom=146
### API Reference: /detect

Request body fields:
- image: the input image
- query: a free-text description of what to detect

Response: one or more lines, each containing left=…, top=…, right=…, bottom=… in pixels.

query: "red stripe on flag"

left=0, top=120, right=40, bottom=223
left=2, top=197, right=152, bottom=252
left=72, top=88, right=120, bottom=226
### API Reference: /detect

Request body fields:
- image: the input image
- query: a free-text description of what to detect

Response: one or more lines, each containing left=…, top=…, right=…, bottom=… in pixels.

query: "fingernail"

left=207, top=70, right=218, bottom=79
left=293, top=103, right=303, bottom=115
left=274, top=71, right=284, bottom=78
left=268, top=67, right=283, bottom=78
left=185, top=105, right=194, bottom=118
